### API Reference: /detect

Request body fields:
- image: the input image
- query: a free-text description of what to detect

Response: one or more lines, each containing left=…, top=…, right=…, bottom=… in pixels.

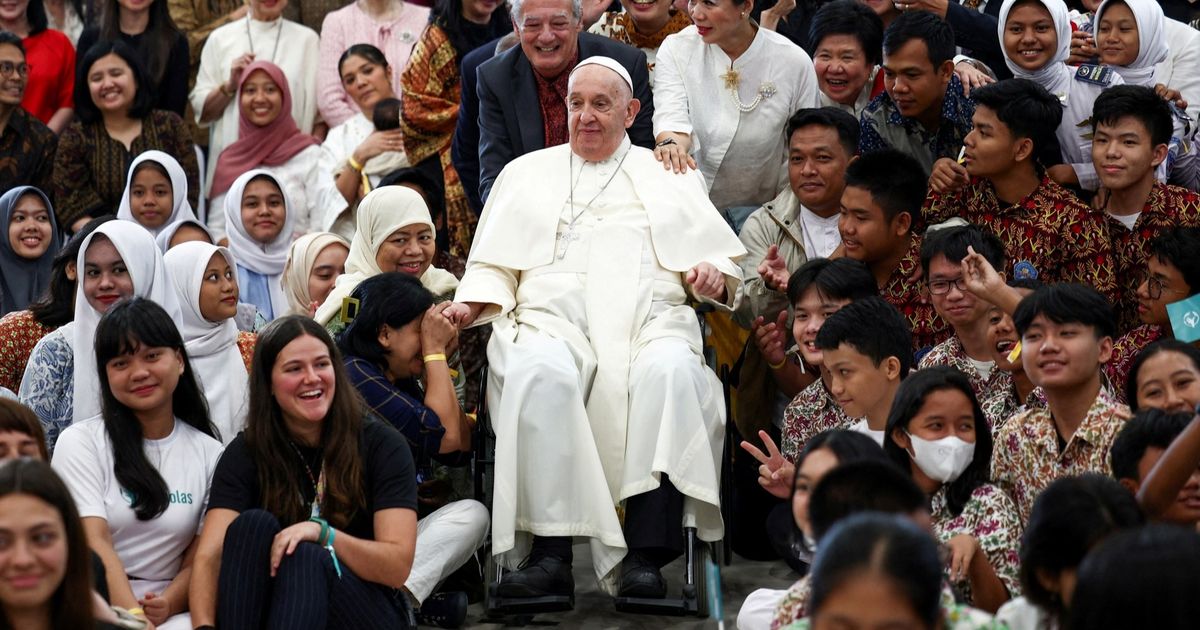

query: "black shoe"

left=496, top=554, right=575, bottom=598
left=618, top=552, right=667, bottom=599
left=416, top=591, right=468, bottom=629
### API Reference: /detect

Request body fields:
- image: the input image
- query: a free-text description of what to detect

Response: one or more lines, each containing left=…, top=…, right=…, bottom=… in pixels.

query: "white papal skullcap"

left=570, top=56, right=633, bottom=92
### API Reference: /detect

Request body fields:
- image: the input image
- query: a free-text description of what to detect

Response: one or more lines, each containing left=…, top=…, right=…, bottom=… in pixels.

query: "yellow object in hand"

left=1007, top=340, right=1022, bottom=364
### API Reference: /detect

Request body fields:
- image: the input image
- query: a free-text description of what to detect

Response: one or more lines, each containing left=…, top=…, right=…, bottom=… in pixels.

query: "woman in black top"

left=189, top=315, right=419, bottom=630
left=76, top=0, right=189, bottom=117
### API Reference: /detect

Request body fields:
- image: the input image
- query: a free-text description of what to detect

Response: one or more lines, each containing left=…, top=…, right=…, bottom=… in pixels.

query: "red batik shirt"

left=880, top=233, right=952, bottom=356
left=1106, top=183, right=1200, bottom=334
left=533, top=55, right=577, bottom=148
left=1104, top=324, right=1166, bottom=404
left=923, top=175, right=1118, bottom=305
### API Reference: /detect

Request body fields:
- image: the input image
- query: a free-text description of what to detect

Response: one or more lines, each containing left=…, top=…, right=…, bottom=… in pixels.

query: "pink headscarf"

left=209, top=61, right=319, bottom=197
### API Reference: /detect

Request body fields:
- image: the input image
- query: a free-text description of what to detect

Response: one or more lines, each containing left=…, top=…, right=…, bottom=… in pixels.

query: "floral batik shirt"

left=1106, top=184, right=1200, bottom=334
left=1104, top=325, right=1166, bottom=404
left=880, top=234, right=952, bottom=357
left=922, top=175, right=1117, bottom=305
left=981, top=384, right=1047, bottom=434
left=931, top=483, right=1023, bottom=605
left=991, top=390, right=1130, bottom=523
left=781, top=379, right=853, bottom=462
left=0, top=310, right=54, bottom=393
left=918, top=336, right=1013, bottom=427
left=17, top=326, right=74, bottom=451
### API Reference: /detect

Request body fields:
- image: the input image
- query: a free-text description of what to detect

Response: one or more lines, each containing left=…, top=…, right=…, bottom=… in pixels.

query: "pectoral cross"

left=556, top=227, right=581, bottom=260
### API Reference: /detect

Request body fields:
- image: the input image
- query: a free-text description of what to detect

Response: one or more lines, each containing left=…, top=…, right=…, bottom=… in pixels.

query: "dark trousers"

left=217, top=509, right=412, bottom=630
left=623, top=475, right=686, bottom=568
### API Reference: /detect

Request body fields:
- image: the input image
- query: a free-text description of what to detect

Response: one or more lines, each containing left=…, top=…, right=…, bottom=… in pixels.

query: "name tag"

left=1075, top=64, right=1115, bottom=87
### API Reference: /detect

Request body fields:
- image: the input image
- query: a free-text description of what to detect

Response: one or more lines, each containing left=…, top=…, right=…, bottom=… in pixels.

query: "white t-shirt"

left=849, top=418, right=886, bottom=447
left=968, top=357, right=995, bottom=382
left=52, top=417, right=224, bottom=581
left=1107, top=211, right=1140, bottom=231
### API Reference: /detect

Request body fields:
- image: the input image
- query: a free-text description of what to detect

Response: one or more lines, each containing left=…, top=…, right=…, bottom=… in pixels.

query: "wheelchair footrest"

left=613, top=593, right=699, bottom=616
left=486, top=585, right=574, bottom=615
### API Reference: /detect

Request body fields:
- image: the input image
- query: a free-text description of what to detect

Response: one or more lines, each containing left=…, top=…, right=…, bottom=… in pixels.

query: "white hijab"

left=164, top=242, right=248, bottom=444
left=72, top=222, right=182, bottom=423
left=116, top=150, right=199, bottom=237
left=314, top=187, right=459, bottom=324
left=998, top=0, right=1074, bottom=99
left=283, top=232, right=350, bottom=316
left=154, top=219, right=214, bottom=253
left=223, top=169, right=295, bottom=319
left=1094, top=0, right=1168, bottom=86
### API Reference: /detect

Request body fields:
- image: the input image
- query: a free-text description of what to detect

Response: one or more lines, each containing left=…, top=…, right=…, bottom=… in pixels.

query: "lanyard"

left=289, top=441, right=325, bottom=518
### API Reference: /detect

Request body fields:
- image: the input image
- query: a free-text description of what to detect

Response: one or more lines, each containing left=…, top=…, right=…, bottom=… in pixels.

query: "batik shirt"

left=880, top=234, right=952, bottom=357
left=991, top=390, right=1130, bottom=523
left=1104, top=325, right=1166, bottom=405
left=859, top=74, right=975, bottom=175
left=922, top=174, right=1118, bottom=305
left=1106, top=183, right=1200, bottom=333
left=918, top=336, right=1013, bottom=427
left=0, top=310, right=54, bottom=393
left=931, top=483, right=1023, bottom=605
left=982, top=384, right=1047, bottom=434
left=781, top=379, right=852, bottom=462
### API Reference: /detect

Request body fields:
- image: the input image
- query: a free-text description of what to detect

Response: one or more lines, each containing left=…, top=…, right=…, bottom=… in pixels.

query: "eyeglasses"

left=928, top=277, right=969, bottom=295
left=0, top=62, right=29, bottom=78
left=1142, top=273, right=1189, bottom=301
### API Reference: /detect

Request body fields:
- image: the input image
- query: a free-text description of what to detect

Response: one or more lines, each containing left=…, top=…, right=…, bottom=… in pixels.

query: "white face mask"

left=906, top=433, right=975, bottom=483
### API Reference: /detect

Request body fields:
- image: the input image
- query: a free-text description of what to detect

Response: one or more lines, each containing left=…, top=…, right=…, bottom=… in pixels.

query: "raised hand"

left=739, top=430, right=795, bottom=499
left=960, top=245, right=1004, bottom=298
left=752, top=310, right=789, bottom=367
left=757, top=244, right=791, bottom=292
left=421, top=302, right=459, bottom=353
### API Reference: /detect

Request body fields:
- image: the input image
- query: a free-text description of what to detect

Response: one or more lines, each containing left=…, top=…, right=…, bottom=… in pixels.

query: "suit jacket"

left=475, top=32, right=655, bottom=204
left=451, top=38, right=502, bottom=217
left=946, top=0, right=1013, bottom=81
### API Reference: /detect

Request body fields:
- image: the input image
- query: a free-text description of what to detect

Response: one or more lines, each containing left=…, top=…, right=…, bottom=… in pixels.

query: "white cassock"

left=455, top=136, right=746, bottom=592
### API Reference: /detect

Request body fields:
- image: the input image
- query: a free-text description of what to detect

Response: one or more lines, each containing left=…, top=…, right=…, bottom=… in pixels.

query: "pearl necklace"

left=721, top=67, right=777, bottom=113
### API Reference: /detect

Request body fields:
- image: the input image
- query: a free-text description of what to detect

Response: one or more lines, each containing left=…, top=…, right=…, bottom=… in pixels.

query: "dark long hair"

left=429, top=0, right=512, bottom=63
left=74, top=40, right=154, bottom=123
left=0, top=459, right=96, bottom=630
left=94, top=298, right=217, bottom=521
left=23, top=0, right=49, bottom=35
left=883, top=366, right=992, bottom=517
left=29, top=215, right=115, bottom=328
left=337, top=272, right=434, bottom=368
left=99, top=0, right=181, bottom=87
left=247, top=316, right=365, bottom=530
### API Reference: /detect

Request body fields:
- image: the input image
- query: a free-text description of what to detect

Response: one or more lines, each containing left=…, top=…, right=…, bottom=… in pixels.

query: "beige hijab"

left=283, top=232, right=350, bottom=316
left=314, top=187, right=458, bottom=324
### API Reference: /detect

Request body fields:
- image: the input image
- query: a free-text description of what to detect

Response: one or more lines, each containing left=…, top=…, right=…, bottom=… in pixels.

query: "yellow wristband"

left=423, top=353, right=447, bottom=364
left=347, top=155, right=364, bottom=172
left=127, top=607, right=145, bottom=617
left=767, top=357, right=787, bottom=370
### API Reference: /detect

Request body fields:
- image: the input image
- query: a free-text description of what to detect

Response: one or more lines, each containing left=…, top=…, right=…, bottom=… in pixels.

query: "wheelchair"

left=469, top=305, right=735, bottom=622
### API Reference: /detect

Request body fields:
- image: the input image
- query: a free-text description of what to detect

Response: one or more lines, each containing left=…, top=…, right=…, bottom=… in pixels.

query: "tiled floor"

left=458, top=545, right=798, bottom=629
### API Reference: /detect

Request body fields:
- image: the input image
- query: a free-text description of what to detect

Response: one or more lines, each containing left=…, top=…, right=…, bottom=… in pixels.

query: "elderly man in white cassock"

left=443, top=56, right=745, bottom=600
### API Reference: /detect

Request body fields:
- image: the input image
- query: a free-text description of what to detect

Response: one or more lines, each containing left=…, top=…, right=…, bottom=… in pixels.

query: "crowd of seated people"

left=3, top=0, right=1200, bottom=628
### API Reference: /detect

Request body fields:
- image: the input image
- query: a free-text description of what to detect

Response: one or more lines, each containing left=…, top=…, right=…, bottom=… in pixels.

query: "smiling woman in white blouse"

left=652, top=0, right=819, bottom=232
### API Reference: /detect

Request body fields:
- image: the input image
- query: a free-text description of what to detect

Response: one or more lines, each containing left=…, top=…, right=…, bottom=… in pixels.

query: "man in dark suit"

left=475, top=0, right=654, bottom=204
left=452, top=36, right=511, bottom=216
